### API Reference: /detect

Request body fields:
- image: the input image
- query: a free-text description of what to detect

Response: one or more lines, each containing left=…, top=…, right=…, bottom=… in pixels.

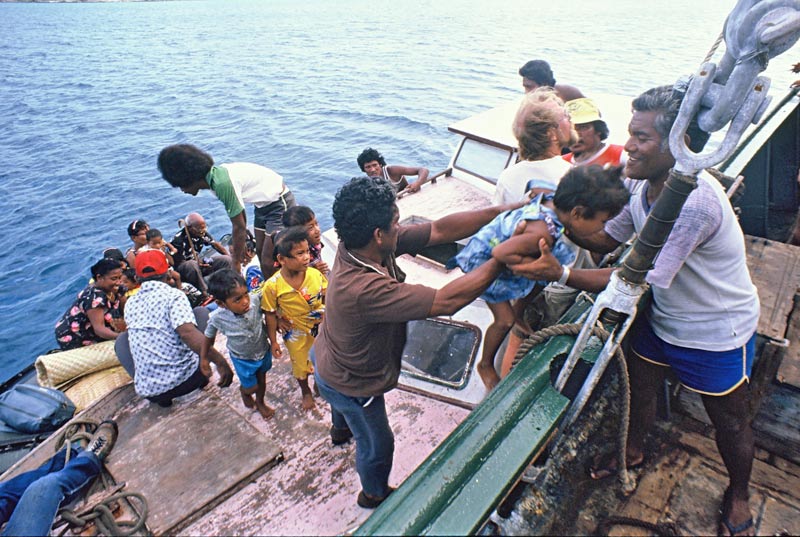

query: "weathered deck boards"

left=744, top=235, right=800, bottom=341
left=778, top=292, right=800, bottom=389
left=563, top=414, right=800, bottom=536
left=182, top=345, right=470, bottom=536
left=745, top=235, right=800, bottom=390
left=106, top=388, right=283, bottom=535
left=677, top=382, right=800, bottom=464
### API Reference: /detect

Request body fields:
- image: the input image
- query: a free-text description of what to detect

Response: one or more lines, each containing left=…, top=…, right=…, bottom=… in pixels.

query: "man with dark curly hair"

left=313, top=176, right=521, bottom=509
left=157, top=144, right=296, bottom=276
left=356, top=147, right=431, bottom=194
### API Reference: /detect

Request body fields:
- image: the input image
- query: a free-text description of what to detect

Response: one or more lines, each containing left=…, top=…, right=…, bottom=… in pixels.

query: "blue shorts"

left=629, top=317, right=755, bottom=396
left=229, top=350, right=273, bottom=390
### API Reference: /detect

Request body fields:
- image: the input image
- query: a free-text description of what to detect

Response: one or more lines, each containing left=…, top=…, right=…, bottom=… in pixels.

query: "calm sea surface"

left=1, top=0, right=798, bottom=383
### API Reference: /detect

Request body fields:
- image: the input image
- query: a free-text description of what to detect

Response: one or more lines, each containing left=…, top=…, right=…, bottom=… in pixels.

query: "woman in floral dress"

left=54, top=258, right=125, bottom=350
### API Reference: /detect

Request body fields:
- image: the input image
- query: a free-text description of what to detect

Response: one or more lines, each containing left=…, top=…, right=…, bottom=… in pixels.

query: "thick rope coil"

left=511, top=322, right=635, bottom=493
left=50, top=417, right=150, bottom=535
left=53, top=418, right=101, bottom=463
left=54, top=490, right=149, bottom=536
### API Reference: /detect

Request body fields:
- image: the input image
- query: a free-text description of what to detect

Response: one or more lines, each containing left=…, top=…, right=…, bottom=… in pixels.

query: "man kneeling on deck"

left=124, top=250, right=233, bottom=407
left=508, top=86, right=760, bottom=536
left=313, top=176, right=523, bottom=509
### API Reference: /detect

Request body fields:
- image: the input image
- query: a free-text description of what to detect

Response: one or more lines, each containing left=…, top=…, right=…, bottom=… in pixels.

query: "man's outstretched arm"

left=427, top=201, right=524, bottom=246
left=507, top=238, right=614, bottom=293
left=393, top=165, right=430, bottom=193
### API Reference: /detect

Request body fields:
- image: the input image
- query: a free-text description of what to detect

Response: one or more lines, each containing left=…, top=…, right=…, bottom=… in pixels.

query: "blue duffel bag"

left=0, top=384, right=76, bottom=434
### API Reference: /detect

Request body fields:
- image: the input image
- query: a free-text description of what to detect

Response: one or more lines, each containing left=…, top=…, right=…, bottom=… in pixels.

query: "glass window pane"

left=402, top=319, right=480, bottom=388
left=453, top=139, right=513, bottom=184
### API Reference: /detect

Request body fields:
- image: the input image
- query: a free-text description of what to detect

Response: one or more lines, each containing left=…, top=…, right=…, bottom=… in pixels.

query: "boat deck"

left=1, top=342, right=470, bottom=535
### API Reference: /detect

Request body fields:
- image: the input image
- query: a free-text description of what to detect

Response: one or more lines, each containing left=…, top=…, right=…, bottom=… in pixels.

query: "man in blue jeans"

left=0, top=420, right=117, bottom=536
left=314, top=176, right=521, bottom=508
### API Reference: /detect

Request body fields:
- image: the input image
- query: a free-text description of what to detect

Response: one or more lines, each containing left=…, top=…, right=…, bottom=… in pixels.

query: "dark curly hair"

left=356, top=147, right=386, bottom=172
left=207, top=269, right=247, bottom=301
left=518, top=60, right=556, bottom=87
left=333, top=176, right=396, bottom=249
left=157, top=144, right=214, bottom=188
left=553, top=165, right=630, bottom=219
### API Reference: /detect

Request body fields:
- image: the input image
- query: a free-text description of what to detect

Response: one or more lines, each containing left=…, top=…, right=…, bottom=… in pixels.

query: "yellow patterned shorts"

left=284, top=330, right=315, bottom=379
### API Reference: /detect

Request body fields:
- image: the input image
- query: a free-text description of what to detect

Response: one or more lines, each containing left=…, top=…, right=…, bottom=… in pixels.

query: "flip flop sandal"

left=718, top=515, right=754, bottom=536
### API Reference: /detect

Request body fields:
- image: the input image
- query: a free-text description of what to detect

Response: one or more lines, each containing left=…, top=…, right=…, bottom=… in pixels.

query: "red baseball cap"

left=135, top=250, right=170, bottom=278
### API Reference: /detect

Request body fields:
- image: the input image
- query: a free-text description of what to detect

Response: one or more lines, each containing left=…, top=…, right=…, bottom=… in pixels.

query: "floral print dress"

left=446, top=194, right=578, bottom=303
left=54, top=285, right=121, bottom=350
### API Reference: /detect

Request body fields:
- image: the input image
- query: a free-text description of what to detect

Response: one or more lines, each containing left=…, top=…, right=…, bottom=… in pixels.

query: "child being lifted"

left=202, top=269, right=276, bottom=419
left=262, top=226, right=327, bottom=410
left=447, top=165, right=630, bottom=390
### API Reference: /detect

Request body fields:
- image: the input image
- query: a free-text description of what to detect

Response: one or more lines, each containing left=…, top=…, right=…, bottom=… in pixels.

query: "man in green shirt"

left=158, top=144, right=296, bottom=276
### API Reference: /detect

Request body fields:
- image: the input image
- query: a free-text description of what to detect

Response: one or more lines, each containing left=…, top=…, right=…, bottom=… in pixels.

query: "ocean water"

left=1, top=0, right=798, bottom=383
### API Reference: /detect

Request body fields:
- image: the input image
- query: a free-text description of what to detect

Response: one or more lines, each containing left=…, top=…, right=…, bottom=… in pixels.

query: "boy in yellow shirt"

left=262, top=227, right=327, bottom=410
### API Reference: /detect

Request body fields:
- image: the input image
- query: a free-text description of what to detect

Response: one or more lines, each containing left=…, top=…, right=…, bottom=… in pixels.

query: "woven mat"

left=35, top=341, right=120, bottom=388
left=63, top=366, right=132, bottom=412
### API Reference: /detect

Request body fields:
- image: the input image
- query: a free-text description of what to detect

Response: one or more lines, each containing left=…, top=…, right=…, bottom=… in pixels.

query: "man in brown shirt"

left=314, top=176, right=519, bottom=509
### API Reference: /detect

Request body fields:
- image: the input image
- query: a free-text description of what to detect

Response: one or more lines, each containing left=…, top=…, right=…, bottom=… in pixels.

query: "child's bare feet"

left=239, top=392, right=256, bottom=408
left=478, top=362, right=500, bottom=391
left=301, top=393, right=316, bottom=411
left=241, top=392, right=255, bottom=409
left=256, top=401, right=276, bottom=420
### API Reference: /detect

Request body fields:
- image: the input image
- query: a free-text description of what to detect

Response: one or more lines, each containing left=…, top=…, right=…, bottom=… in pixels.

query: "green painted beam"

left=357, top=333, right=588, bottom=536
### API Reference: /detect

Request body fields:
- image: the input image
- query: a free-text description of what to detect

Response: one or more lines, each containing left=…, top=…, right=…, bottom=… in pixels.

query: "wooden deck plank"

left=744, top=236, right=800, bottom=340
left=677, top=383, right=800, bottom=465
left=777, top=293, right=800, bottom=389
left=182, top=354, right=471, bottom=536
left=106, top=389, right=283, bottom=535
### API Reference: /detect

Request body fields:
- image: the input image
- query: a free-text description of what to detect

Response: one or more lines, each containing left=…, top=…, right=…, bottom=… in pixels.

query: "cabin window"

left=453, top=138, right=514, bottom=184
left=402, top=318, right=480, bottom=389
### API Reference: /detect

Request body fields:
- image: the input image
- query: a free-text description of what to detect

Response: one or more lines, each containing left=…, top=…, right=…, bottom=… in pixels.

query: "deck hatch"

left=402, top=318, right=480, bottom=389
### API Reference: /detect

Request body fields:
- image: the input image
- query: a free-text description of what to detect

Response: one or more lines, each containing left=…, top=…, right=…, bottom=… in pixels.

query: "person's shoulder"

left=209, top=306, right=233, bottom=322
left=558, top=85, right=585, bottom=101
left=264, top=271, right=284, bottom=291
left=687, top=172, right=725, bottom=210
left=223, top=162, right=282, bottom=180
left=544, top=154, right=572, bottom=170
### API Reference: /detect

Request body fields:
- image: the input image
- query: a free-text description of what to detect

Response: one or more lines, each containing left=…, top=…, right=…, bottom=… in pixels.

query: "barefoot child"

left=202, top=269, right=275, bottom=419
left=447, top=165, right=630, bottom=390
left=282, top=205, right=329, bottom=275
left=262, top=226, right=327, bottom=411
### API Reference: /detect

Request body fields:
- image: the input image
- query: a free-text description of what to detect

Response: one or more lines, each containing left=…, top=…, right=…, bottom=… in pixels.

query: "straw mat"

left=63, top=366, right=132, bottom=412
left=35, top=341, right=120, bottom=388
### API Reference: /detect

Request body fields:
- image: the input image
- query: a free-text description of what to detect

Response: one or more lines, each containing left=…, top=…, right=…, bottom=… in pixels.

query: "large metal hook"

left=669, top=0, right=800, bottom=174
